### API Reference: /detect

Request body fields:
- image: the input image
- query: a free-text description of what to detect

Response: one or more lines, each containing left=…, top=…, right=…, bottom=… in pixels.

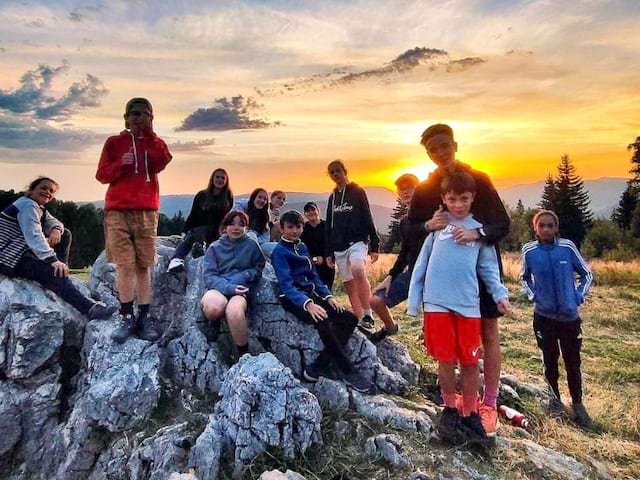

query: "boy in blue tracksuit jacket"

left=521, top=210, right=593, bottom=429
left=271, top=210, right=371, bottom=393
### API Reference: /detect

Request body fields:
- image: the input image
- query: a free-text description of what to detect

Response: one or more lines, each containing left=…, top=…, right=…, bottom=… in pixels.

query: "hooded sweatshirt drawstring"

left=130, top=131, right=151, bottom=182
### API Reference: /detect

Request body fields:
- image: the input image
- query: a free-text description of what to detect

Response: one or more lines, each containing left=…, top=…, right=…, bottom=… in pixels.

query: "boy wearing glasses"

left=96, top=98, right=172, bottom=343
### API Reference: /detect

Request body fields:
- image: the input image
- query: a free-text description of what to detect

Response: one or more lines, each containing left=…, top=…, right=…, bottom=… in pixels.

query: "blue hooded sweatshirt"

left=520, top=238, right=592, bottom=322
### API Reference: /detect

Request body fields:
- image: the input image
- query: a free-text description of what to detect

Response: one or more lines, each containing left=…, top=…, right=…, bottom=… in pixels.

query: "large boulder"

left=190, top=353, right=322, bottom=479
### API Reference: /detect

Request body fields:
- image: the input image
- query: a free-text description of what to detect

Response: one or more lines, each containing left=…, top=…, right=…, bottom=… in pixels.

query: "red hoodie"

left=96, top=130, right=172, bottom=210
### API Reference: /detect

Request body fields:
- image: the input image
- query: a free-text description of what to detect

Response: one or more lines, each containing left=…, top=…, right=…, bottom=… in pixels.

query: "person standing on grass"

left=369, top=173, right=420, bottom=343
left=301, top=201, right=335, bottom=290
left=96, top=97, right=172, bottom=344
left=0, top=177, right=116, bottom=320
left=408, top=123, right=510, bottom=438
left=408, top=171, right=510, bottom=447
left=521, top=210, right=593, bottom=429
left=324, top=160, right=380, bottom=335
left=167, top=168, right=234, bottom=273
left=201, top=211, right=265, bottom=359
left=272, top=210, right=371, bottom=393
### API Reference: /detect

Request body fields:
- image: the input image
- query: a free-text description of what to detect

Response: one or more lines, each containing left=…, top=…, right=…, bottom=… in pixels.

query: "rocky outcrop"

left=365, top=433, right=411, bottom=467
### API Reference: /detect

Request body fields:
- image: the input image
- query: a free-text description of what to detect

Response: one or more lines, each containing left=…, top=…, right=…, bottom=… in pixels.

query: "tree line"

left=387, top=136, right=640, bottom=260
left=0, top=190, right=185, bottom=269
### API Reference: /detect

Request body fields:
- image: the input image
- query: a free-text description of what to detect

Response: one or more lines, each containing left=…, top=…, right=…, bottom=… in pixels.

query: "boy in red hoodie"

left=96, top=98, right=172, bottom=343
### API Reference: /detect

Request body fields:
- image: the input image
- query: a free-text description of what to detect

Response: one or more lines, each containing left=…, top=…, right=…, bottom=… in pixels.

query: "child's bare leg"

left=438, top=362, right=458, bottom=408
left=201, top=290, right=228, bottom=321
left=343, top=279, right=363, bottom=318
left=370, top=294, right=395, bottom=330
left=116, top=264, right=136, bottom=303
left=135, top=265, right=152, bottom=305
left=461, top=363, right=480, bottom=416
left=350, top=260, right=371, bottom=312
left=225, top=295, right=248, bottom=348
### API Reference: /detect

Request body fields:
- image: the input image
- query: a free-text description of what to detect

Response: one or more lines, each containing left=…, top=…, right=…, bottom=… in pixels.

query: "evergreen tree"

left=611, top=181, right=638, bottom=230
left=516, top=198, right=525, bottom=216
left=539, top=174, right=556, bottom=210
left=539, top=155, right=593, bottom=248
left=386, top=197, right=408, bottom=251
left=628, top=136, right=640, bottom=183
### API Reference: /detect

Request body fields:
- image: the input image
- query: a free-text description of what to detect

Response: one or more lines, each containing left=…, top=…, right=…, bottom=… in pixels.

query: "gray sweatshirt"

left=407, top=213, right=508, bottom=318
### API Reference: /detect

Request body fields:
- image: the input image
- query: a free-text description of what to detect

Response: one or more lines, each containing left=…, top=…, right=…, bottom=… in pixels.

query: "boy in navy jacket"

left=271, top=210, right=371, bottom=393
left=521, top=210, right=593, bottom=429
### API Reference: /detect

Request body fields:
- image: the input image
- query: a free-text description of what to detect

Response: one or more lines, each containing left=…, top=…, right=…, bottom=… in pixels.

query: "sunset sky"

left=0, top=0, right=638, bottom=201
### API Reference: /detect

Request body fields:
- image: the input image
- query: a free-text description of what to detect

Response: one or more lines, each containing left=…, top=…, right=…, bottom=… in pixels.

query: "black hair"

left=440, top=170, right=476, bottom=195
left=303, top=202, right=318, bottom=212
left=280, top=210, right=304, bottom=228
left=394, top=173, right=420, bottom=188
left=247, top=188, right=269, bottom=234
left=420, top=123, right=454, bottom=148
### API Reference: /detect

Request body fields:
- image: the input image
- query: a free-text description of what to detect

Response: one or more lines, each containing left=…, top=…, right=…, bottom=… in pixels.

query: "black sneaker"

left=547, top=397, right=565, bottom=418
left=458, top=412, right=489, bottom=446
left=303, top=363, right=324, bottom=382
left=438, top=407, right=461, bottom=445
left=357, top=315, right=376, bottom=336
left=137, top=314, right=159, bottom=342
left=167, top=258, right=185, bottom=273
left=572, top=403, right=593, bottom=430
left=191, top=241, right=206, bottom=258
left=342, top=370, right=373, bottom=393
left=369, top=323, right=399, bottom=343
left=87, top=302, right=118, bottom=320
left=112, top=313, right=137, bottom=344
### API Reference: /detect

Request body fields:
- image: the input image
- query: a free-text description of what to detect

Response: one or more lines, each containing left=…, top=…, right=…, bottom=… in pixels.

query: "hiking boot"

left=547, top=397, right=565, bottom=418
left=87, top=302, right=117, bottom=320
left=478, top=403, right=499, bottom=438
left=458, top=412, right=489, bottom=446
left=167, top=258, right=185, bottom=273
left=112, top=313, right=137, bottom=344
left=357, top=315, right=376, bottom=336
left=303, top=363, right=324, bottom=382
left=342, top=370, right=373, bottom=393
left=572, top=403, right=593, bottom=430
left=137, top=314, right=159, bottom=342
left=369, top=323, right=399, bottom=344
left=438, top=407, right=461, bottom=445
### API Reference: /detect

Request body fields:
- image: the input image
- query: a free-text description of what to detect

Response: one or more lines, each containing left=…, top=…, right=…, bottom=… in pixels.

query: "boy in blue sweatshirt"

left=408, top=171, right=510, bottom=446
left=521, top=210, right=593, bottom=429
left=271, top=210, right=372, bottom=393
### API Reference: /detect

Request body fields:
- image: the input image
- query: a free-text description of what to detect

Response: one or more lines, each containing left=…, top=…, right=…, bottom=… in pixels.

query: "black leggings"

left=172, top=225, right=218, bottom=260
left=12, top=254, right=95, bottom=314
left=281, top=293, right=358, bottom=373
left=533, top=313, right=583, bottom=404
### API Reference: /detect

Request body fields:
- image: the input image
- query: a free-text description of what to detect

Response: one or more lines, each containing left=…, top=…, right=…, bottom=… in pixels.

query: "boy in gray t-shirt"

left=408, top=171, right=510, bottom=447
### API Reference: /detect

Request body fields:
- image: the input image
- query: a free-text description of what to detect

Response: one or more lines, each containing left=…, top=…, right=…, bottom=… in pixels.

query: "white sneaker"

left=167, top=258, right=185, bottom=273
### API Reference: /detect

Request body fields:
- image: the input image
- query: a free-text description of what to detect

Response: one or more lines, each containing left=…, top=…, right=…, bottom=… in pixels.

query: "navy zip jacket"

left=271, top=237, right=332, bottom=309
left=520, top=238, right=593, bottom=322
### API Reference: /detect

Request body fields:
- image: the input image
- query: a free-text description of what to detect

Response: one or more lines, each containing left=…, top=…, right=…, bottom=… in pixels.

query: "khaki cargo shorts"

left=104, top=210, right=158, bottom=268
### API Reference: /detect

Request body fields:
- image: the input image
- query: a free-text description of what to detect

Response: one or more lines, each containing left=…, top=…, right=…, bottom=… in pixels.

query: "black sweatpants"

left=172, top=225, right=217, bottom=260
left=533, top=313, right=583, bottom=404
left=281, top=293, right=358, bottom=373
left=12, top=254, right=95, bottom=314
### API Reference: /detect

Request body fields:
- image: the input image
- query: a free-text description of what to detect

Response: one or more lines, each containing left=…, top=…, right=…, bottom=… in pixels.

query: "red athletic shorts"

left=423, top=312, right=482, bottom=366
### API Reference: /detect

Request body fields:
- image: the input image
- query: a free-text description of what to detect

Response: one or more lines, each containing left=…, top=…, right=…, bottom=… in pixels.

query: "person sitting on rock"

left=0, top=176, right=116, bottom=320
left=268, top=190, right=287, bottom=241
left=271, top=210, right=372, bottom=393
left=234, top=188, right=270, bottom=245
left=369, top=173, right=420, bottom=343
left=301, top=201, right=335, bottom=291
left=168, top=168, right=234, bottom=273
left=201, top=210, right=266, bottom=358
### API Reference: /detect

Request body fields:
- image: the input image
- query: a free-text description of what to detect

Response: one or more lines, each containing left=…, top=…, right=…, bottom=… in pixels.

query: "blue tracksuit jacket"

left=520, top=238, right=593, bottom=322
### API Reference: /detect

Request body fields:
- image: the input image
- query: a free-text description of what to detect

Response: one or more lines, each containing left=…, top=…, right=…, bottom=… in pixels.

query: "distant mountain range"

left=91, top=178, right=627, bottom=234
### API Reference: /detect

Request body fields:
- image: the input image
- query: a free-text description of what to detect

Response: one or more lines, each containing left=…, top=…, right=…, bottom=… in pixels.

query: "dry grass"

left=330, top=253, right=640, bottom=479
